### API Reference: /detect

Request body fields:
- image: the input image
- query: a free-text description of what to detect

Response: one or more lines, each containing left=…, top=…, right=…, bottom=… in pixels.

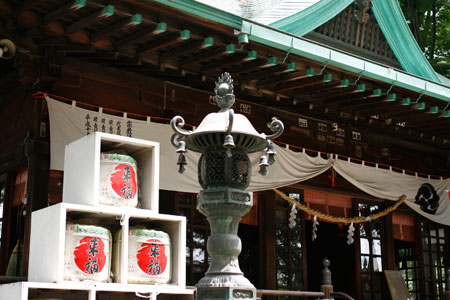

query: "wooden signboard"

left=384, top=270, right=410, bottom=300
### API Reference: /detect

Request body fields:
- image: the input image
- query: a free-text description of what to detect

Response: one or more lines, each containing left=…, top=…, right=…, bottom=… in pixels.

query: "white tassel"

left=312, top=215, right=319, bottom=241
left=288, top=203, right=297, bottom=228
left=347, top=222, right=355, bottom=245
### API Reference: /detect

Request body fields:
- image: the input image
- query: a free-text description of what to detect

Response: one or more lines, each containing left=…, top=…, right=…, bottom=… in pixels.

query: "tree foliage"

left=399, top=0, right=450, bottom=78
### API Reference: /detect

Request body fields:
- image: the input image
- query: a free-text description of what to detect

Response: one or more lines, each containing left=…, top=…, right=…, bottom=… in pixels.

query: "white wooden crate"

left=0, top=281, right=194, bottom=300
left=63, top=132, right=160, bottom=212
left=28, top=203, right=186, bottom=287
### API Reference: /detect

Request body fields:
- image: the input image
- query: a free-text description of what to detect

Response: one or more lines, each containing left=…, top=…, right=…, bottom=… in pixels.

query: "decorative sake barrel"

left=113, top=228, right=171, bottom=284
left=64, top=224, right=112, bottom=282
left=99, top=153, right=138, bottom=207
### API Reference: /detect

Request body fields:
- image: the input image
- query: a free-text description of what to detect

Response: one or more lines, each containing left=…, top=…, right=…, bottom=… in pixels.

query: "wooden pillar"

left=21, top=93, right=50, bottom=277
left=0, top=173, right=15, bottom=275
left=383, top=212, right=396, bottom=270
left=445, top=269, right=450, bottom=300
left=259, top=191, right=276, bottom=300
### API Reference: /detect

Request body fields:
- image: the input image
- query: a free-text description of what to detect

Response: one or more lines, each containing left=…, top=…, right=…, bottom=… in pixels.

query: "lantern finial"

left=214, top=72, right=235, bottom=110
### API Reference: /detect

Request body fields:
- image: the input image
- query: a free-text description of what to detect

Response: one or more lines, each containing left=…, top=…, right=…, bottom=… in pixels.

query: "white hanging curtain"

left=47, top=97, right=450, bottom=225
left=333, top=158, right=450, bottom=226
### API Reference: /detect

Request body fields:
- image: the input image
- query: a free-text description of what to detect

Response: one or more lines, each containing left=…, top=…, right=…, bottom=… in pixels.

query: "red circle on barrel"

left=136, top=238, right=168, bottom=276
left=74, top=236, right=106, bottom=274
left=110, top=163, right=137, bottom=200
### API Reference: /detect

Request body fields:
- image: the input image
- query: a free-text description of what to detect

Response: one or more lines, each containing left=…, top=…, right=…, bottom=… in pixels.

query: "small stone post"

left=445, top=268, right=450, bottom=300
left=321, top=258, right=334, bottom=300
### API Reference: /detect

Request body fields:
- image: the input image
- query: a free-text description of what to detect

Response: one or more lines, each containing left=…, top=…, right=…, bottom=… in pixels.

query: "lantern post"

left=170, top=73, right=283, bottom=300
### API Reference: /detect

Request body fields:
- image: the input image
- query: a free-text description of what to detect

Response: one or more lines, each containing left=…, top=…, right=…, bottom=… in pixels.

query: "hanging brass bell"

left=176, top=139, right=186, bottom=153
left=266, top=141, right=276, bottom=165
left=259, top=154, right=269, bottom=176
left=259, top=154, right=269, bottom=167
left=223, top=134, right=235, bottom=148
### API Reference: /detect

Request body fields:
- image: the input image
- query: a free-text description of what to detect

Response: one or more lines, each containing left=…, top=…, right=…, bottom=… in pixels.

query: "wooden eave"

left=2, top=0, right=450, bottom=150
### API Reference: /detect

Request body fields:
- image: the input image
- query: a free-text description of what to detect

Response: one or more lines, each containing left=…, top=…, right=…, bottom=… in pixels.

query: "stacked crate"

left=0, top=132, right=191, bottom=300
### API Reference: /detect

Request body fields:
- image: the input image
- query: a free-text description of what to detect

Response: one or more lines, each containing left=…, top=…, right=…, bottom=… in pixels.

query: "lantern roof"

left=171, top=72, right=283, bottom=153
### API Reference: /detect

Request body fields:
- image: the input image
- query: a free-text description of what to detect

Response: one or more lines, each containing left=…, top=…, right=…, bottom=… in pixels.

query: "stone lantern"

left=170, top=73, right=284, bottom=300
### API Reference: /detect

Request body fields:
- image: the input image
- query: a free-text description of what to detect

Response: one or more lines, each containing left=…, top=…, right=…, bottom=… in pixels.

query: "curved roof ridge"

left=269, top=0, right=354, bottom=36
left=371, top=0, right=440, bottom=82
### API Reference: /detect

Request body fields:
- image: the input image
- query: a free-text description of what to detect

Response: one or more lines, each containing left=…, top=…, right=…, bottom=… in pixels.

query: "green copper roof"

left=268, top=0, right=440, bottom=83
left=269, top=0, right=354, bottom=36
left=153, top=0, right=243, bottom=29
left=371, top=0, right=440, bottom=82
left=240, top=20, right=450, bottom=102
left=152, top=0, right=449, bottom=101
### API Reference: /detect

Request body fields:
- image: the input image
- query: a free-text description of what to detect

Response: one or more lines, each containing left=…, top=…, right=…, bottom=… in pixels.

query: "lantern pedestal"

left=196, top=188, right=256, bottom=300
left=197, top=287, right=256, bottom=300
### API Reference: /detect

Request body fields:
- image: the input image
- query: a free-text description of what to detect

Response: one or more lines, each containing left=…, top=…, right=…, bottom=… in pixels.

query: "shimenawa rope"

left=273, top=188, right=406, bottom=224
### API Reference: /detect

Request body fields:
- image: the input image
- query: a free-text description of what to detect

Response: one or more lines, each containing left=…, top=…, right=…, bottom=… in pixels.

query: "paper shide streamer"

left=312, top=215, right=319, bottom=241
left=288, top=203, right=297, bottom=228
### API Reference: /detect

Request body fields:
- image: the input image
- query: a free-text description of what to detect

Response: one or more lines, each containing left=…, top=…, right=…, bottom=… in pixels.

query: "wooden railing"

left=256, top=289, right=324, bottom=298
left=256, top=258, right=355, bottom=300
left=255, top=289, right=354, bottom=300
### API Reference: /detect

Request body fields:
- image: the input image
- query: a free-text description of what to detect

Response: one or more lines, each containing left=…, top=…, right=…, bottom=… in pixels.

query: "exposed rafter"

left=91, top=14, right=142, bottom=42
left=160, top=37, right=214, bottom=61
left=115, top=22, right=167, bottom=48
left=238, top=64, right=287, bottom=82
left=180, top=44, right=236, bottom=67
left=65, top=5, right=115, bottom=35
left=276, top=74, right=333, bottom=92
left=256, top=68, right=316, bottom=88
left=41, top=0, right=87, bottom=25
left=137, top=30, right=191, bottom=55
left=200, top=51, right=257, bottom=72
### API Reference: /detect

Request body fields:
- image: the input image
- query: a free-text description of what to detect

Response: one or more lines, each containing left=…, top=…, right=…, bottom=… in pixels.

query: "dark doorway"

left=306, top=221, right=356, bottom=297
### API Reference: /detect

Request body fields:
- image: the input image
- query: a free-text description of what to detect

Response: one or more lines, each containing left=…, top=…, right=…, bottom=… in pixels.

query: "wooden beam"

left=375, top=105, right=439, bottom=125
left=380, top=103, right=424, bottom=119
left=295, top=80, right=347, bottom=97
left=407, top=115, right=448, bottom=128
left=361, top=102, right=404, bottom=119
left=350, top=94, right=397, bottom=113
left=137, top=30, right=190, bottom=55
left=326, top=89, right=380, bottom=107
left=309, top=84, right=366, bottom=103
left=159, top=37, right=214, bottom=61
left=256, top=69, right=315, bottom=88
left=231, top=59, right=272, bottom=75
left=418, top=124, right=450, bottom=134
left=428, top=125, right=450, bottom=135
left=41, top=0, right=86, bottom=25
left=115, top=22, right=167, bottom=48
left=65, top=5, right=115, bottom=35
left=337, top=95, right=382, bottom=111
left=200, top=50, right=257, bottom=72
left=179, top=44, right=235, bottom=66
left=276, top=74, right=332, bottom=93
left=406, top=117, right=450, bottom=130
left=237, top=64, right=287, bottom=82
left=90, top=14, right=142, bottom=42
